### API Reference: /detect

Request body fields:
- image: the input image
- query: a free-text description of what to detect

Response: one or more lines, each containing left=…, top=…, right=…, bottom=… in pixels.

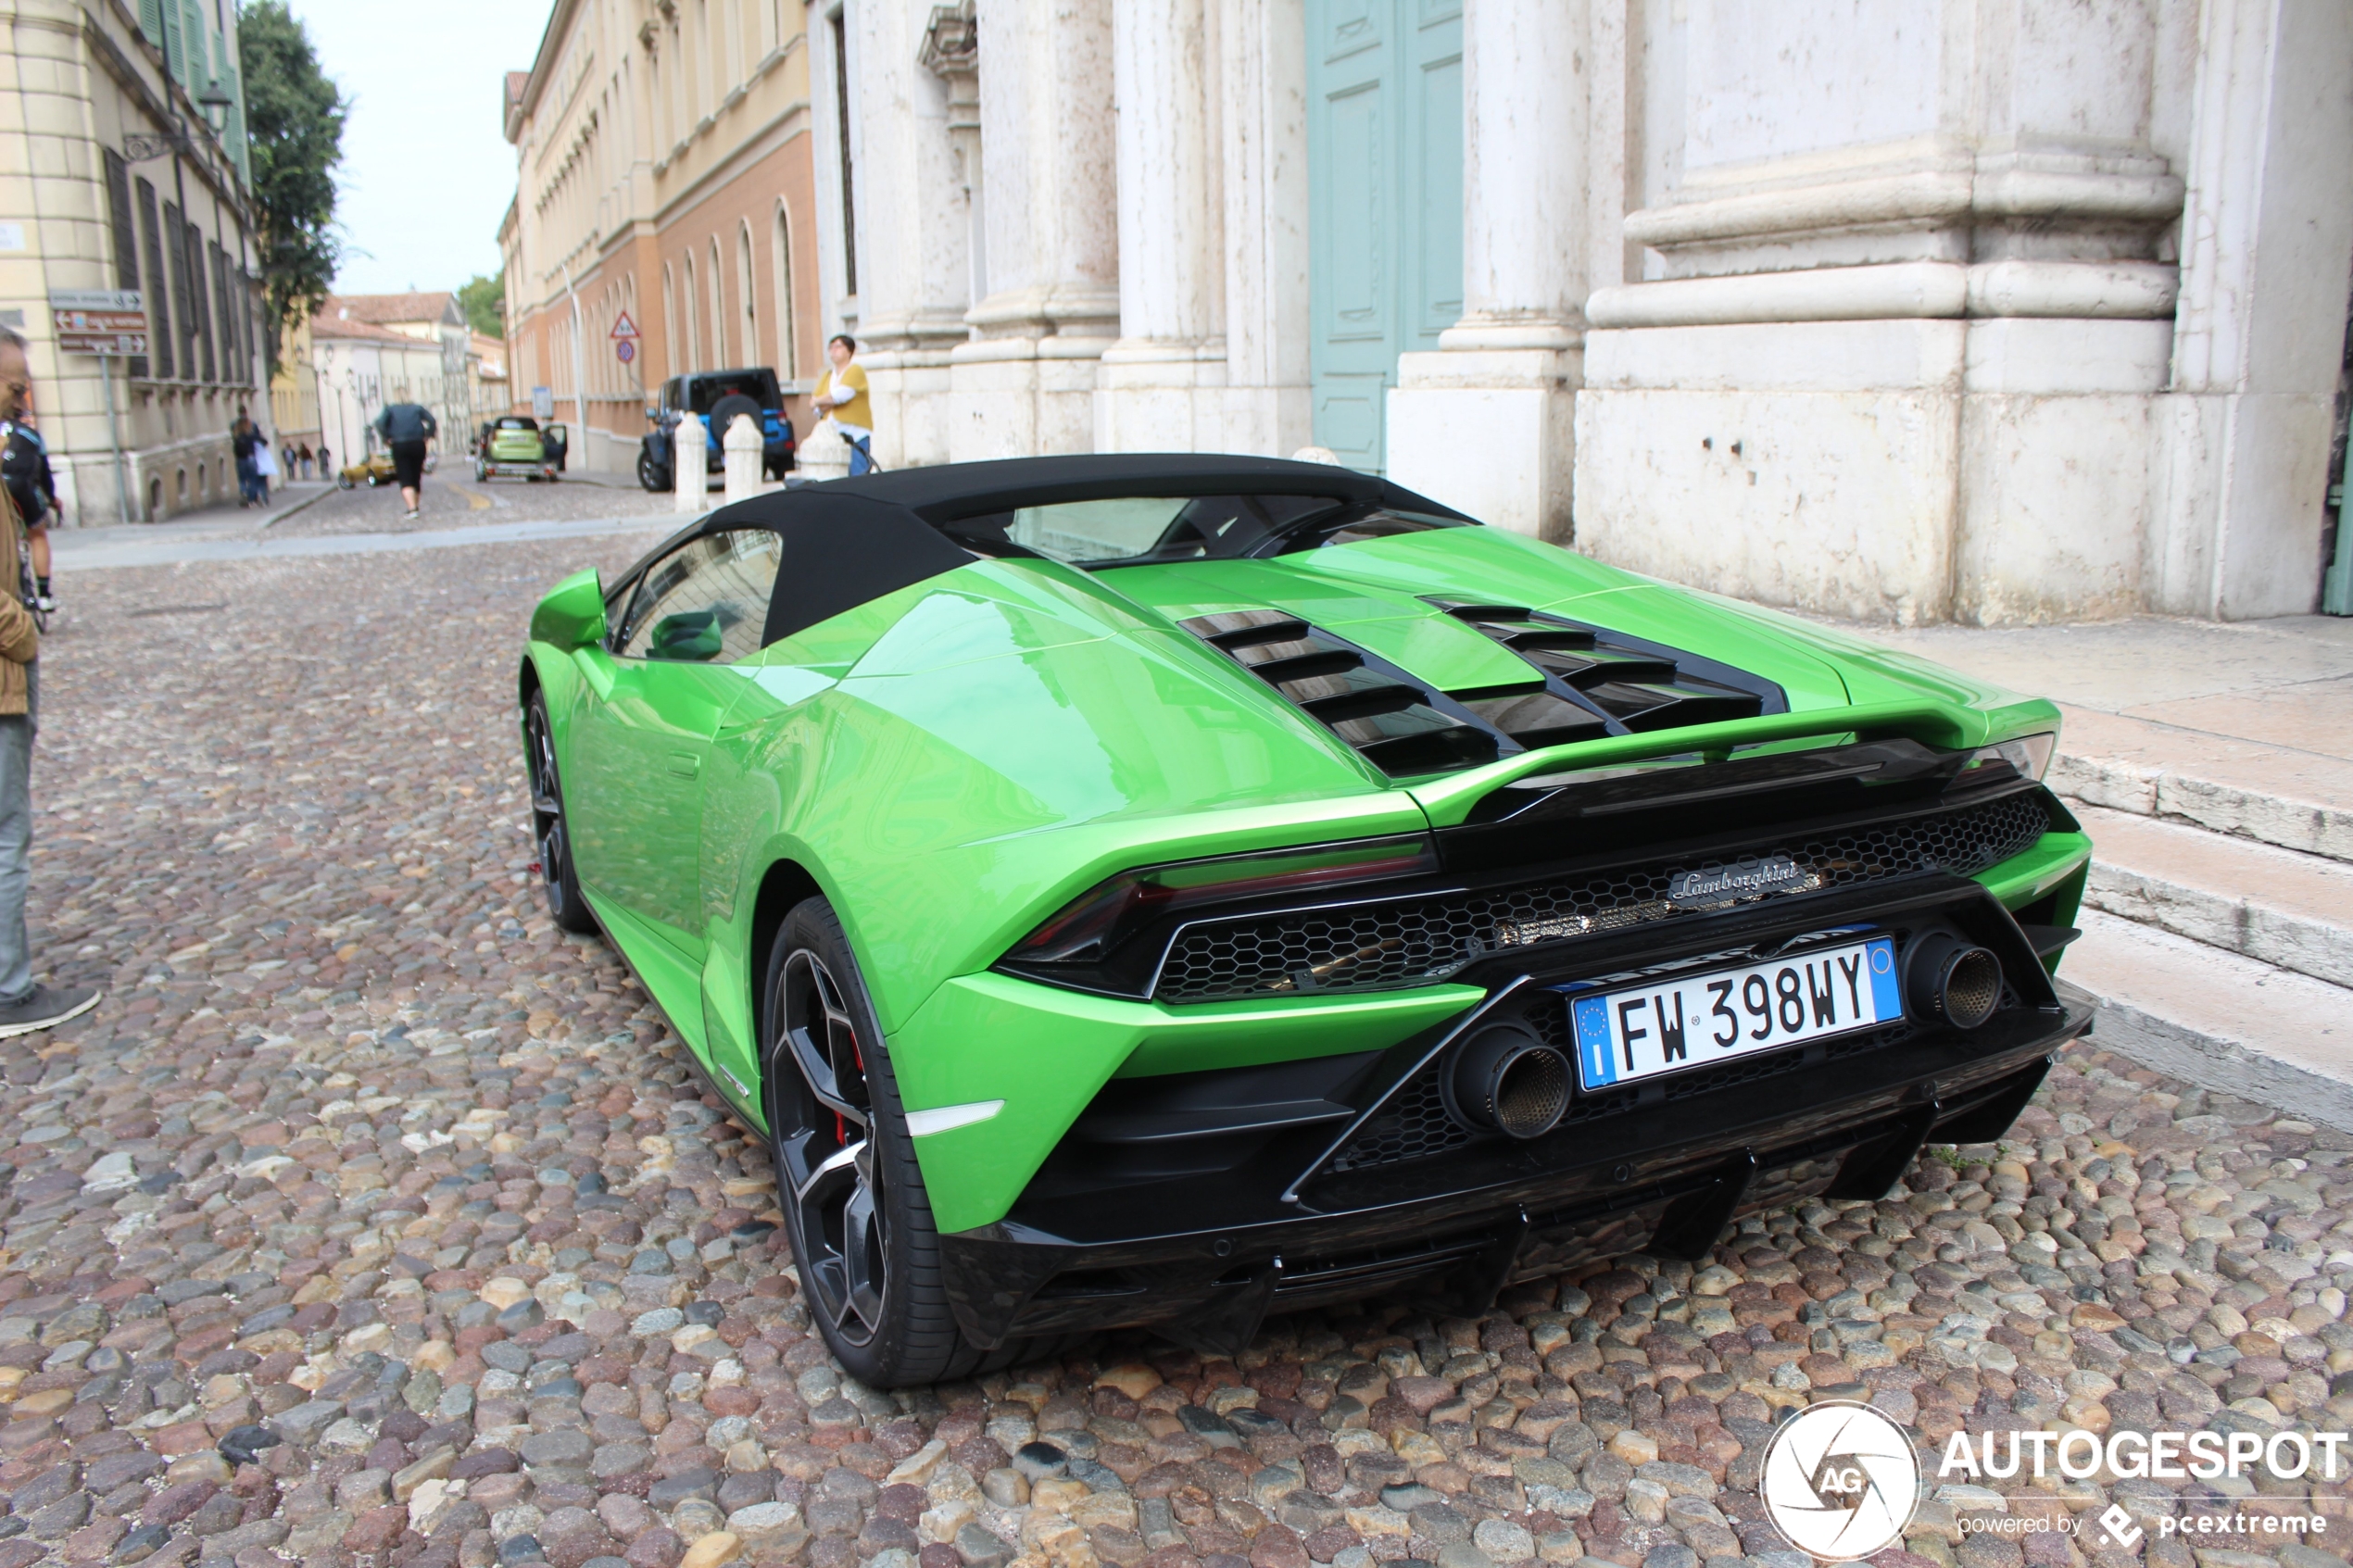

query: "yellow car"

left=334, top=451, right=396, bottom=490
left=335, top=448, right=439, bottom=490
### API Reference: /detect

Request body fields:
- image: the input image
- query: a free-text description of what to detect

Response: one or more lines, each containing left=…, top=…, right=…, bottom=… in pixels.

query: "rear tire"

left=524, top=692, right=599, bottom=935
left=761, top=899, right=1052, bottom=1386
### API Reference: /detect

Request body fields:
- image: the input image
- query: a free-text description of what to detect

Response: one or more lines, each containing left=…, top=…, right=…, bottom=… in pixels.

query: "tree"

left=459, top=273, right=505, bottom=340
left=239, top=1, right=346, bottom=366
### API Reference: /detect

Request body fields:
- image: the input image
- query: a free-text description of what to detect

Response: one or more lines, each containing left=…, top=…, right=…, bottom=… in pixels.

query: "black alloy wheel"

left=524, top=693, right=598, bottom=935
left=761, top=898, right=1051, bottom=1386
left=773, top=940, right=888, bottom=1348
left=636, top=448, right=669, bottom=493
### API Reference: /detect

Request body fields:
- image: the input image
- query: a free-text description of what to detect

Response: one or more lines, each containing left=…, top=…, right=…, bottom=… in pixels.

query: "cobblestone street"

left=0, top=532, right=2344, bottom=1568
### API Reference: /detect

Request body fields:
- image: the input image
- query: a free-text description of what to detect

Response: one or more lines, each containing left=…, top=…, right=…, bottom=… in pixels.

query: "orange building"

left=498, top=1, right=821, bottom=480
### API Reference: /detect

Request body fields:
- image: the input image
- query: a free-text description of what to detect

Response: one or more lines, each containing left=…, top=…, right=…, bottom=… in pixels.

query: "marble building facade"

left=815, top=0, right=2353, bottom=623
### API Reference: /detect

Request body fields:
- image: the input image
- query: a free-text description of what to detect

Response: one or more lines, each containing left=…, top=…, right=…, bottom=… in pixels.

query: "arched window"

left=662, top=262, right=677, bottom=379
left=737, top=221, right=758, bottom=373
left=708, top=238, right=727, bottom=368
left=598, top=285, right=614, bottom=396
left=773, top=201, right=799, bottom=380
left=683, top=253, right=699, bottom=372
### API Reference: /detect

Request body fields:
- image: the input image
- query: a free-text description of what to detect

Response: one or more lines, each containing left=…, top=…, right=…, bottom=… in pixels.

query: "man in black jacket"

left=371, top=401, right=438, bottom=519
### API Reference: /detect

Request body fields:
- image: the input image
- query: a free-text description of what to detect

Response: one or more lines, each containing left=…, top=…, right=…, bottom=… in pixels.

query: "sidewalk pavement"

left=1870, top=613, right=2353, bottom=859
left=1869, top=613, right=2353, bottom=1127
left=55, top=479, right=335, bottom=560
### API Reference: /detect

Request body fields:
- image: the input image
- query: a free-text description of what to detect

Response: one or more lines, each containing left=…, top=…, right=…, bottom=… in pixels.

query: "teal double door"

left=1306, top=0, right=1464, bottom=473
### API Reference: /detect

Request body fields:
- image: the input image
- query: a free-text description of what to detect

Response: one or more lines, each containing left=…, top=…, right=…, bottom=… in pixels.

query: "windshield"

left=939, top=495, right=1464, bottom=568
left=936, top=494, right=1465, bottom=568
left=687, top=372, right=780, bottom=412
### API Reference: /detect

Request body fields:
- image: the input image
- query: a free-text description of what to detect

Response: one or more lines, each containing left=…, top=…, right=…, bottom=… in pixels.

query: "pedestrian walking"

left=296, top=441, right=314, bottom=480
left=371, top=400, right=438, bottom=519
left=0, top=406, right=57, bottom=613
left=231, top=408, right=265, bottom=507
left=812, top=334, right=875, bottom=475
left=0, top=326, right=97, bottom=1037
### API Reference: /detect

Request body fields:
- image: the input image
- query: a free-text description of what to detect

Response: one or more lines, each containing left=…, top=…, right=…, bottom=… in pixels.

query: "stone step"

left=2053, top=706, right=2353, bottom=866
left=2075, top=802, right=2353, bottom=990
left=2057, top=909, right=2353, bottom=1135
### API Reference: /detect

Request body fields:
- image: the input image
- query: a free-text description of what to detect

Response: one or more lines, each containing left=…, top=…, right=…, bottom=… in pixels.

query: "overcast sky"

left=288, top=0, right=553, bottom=298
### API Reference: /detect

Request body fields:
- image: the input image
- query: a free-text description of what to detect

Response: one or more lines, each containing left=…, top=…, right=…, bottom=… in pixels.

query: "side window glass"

left=614, top=530, right=782, bottom=664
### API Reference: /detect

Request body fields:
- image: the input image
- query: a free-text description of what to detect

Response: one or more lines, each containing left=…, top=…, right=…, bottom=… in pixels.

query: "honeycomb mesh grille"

left=1154, top=793, right=2052, bottom=1004
left=1326, top=1069, right=1475, bottom=1173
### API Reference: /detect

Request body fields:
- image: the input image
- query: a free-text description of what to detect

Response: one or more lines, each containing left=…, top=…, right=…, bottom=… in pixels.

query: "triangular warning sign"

left=610, top=310, right=640, bottom=340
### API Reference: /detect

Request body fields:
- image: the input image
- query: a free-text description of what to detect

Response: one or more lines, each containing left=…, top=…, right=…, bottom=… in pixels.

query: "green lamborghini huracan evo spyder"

left=517, top=454, right=2093, bottom=1386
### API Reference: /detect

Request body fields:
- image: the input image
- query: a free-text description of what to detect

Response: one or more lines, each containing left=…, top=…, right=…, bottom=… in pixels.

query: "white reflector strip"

left=903, top=1099, right=1005, bottom=1137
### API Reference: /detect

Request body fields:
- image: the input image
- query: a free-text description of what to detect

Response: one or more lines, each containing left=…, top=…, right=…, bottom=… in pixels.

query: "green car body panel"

left=522, top=501, right=2088, bottom=1238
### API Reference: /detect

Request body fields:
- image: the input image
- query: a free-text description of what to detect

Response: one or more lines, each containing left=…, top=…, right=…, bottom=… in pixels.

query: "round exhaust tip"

left=1446, top=1025, right=1571, bottom=1140
left=1906, top=935, right=2004, bottom=1030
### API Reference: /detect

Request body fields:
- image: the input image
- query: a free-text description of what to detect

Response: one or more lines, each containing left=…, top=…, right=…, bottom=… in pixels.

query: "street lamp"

left=195, top=80, right=233, bottom=133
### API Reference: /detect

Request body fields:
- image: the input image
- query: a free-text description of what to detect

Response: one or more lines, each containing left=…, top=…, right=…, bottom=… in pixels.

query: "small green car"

left=518, top=455, right=2092, bottom=1386
left=475, top=415, right=559, bottom=483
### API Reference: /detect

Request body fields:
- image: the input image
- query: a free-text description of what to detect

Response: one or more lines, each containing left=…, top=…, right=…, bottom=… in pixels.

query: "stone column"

left=949, top=0, right=1121, bottom=459
left=1095, top=0, right=1228, bottom=453
left=1387, top=0, right=1588, bottom=539
left=2151, top=0, right=2353, bottom=620
left=849, top=0, right=976, bottom=469
left=1214, top=0, right=1313, bottom=456
left=1572, top=0, right=2198, bottom=625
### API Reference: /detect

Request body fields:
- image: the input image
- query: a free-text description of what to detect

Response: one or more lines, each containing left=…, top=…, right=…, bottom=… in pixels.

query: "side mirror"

left=647, top=406, right=661, bottom=424
left=530, top=569, right=607, bottom=650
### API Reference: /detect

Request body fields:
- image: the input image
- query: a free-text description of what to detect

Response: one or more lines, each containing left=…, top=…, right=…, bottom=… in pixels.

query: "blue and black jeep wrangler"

left=635, top=368, right=797, bottom=491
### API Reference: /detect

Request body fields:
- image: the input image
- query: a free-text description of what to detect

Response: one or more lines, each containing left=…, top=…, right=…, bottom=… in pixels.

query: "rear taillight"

left=1963, top=732, right=2056, bottom=782
left=1007, top=834, right=1441, bottom=967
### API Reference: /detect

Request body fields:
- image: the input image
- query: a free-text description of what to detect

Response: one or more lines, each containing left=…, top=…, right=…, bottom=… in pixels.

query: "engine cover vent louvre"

left=1428, top=599, right=1789, bottom=734
left=1178, top=611, right=1516, bottom=778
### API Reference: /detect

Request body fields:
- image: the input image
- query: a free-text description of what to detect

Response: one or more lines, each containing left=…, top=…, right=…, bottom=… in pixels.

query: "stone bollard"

left=723, top=413, right=763, bottom=504
left=673, top=413, right=707, bottom=513
left=795, top=420, right=850, bottom=484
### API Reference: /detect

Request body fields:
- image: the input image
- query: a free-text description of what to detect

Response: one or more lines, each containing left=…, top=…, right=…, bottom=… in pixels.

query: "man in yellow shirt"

left=812, top=333, right=875, bottom=475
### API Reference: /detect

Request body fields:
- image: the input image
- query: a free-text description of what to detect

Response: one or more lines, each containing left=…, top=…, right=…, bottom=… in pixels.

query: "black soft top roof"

left=615, top=453, right=1473, bottom=645
left=822, top=452, right=1466, bottom=523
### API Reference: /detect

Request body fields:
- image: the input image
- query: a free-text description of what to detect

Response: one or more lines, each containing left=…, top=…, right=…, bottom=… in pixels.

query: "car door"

left=565, top=526, right=783, bottom=957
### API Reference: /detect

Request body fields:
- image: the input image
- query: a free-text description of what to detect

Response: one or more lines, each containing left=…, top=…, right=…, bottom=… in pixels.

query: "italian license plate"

left=1567, top=935, right=1901, bottom=1092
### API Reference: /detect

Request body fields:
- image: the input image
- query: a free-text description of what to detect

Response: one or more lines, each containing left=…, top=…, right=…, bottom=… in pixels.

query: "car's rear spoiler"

left=1405, top=700, right=2032, bottom=827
